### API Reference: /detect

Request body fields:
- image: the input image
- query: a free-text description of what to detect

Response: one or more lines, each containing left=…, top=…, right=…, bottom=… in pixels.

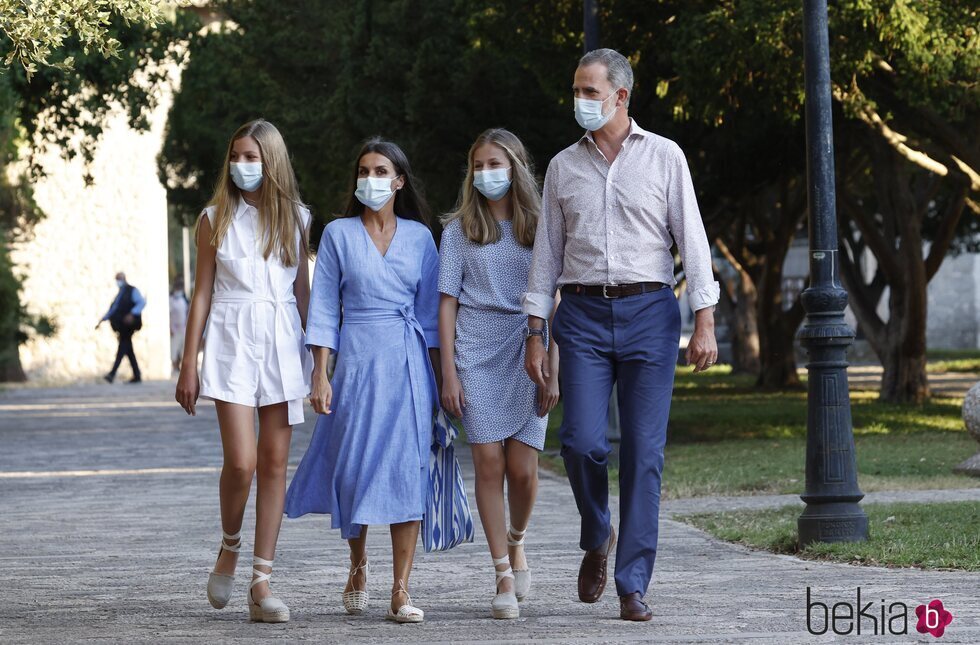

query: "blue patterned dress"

left=438, top=218, right=547, bottom=450
left=285, top=216, right=440, bottom=539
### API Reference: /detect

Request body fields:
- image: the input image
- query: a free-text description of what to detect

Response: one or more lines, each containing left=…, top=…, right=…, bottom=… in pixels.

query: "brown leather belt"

left=562, top=282, right=667, bottom=299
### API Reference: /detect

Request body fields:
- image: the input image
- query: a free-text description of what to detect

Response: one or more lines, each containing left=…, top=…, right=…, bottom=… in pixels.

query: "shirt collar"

left=580, top=117, right=650, bottom=147
left=234, top=197, right=255, bottom=219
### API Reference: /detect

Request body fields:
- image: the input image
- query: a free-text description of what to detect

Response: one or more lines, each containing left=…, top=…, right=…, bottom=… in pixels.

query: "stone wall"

left=11, top=92, right=174, bottom=383
left=926, top=251, right=980, bottom=350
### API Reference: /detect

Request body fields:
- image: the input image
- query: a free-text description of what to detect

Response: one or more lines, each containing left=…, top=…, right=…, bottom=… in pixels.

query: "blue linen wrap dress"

left=284, top=216, right=440, bottom=539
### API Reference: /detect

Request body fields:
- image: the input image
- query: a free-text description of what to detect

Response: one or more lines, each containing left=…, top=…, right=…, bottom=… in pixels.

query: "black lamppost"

left=796, top=0, right=869, bottom=545
left=584, top=0, right=600, bottom=52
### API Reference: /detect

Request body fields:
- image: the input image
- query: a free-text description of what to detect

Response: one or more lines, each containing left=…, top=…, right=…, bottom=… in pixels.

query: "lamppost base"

left=798, top=501, right=869, bottom=547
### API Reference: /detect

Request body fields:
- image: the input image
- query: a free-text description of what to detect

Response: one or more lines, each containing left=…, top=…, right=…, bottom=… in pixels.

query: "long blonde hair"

left=444, top=128, right=540, bottom=247
left=204, top=119, right=309, bottom=267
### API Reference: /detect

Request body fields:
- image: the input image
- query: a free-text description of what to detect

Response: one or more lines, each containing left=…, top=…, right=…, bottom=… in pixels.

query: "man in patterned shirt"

left=523, top=48, right=719, bottom=622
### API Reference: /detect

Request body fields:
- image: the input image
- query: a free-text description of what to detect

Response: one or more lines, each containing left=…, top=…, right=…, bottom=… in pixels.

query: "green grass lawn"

left=926, top=348, right=980, bottom=373
left=677, top=501, right=980, bottom=571
left=540, top=366, right=980, bottom=499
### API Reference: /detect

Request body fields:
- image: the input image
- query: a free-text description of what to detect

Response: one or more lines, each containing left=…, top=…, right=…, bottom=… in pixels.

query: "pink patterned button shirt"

left=523, top=118, right=719, bottom=319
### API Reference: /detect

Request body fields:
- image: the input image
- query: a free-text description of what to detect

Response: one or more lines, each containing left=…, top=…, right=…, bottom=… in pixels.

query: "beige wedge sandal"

left=247, top=556, right=290, bottom=623
left=491, top=554, right=520, bottom=619
left=508, top=526, right=531, bottom=601
left=207, top=530, right=241, bottom=609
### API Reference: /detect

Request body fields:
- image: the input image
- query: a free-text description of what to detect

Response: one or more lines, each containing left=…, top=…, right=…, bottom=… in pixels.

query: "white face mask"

left=355, top=176, right=397, bottom=212
left=473, top=168, right=512, bottom=201
left=230, top=161, right=263, bottom=192
left=574, top=90, right=621, bottom=131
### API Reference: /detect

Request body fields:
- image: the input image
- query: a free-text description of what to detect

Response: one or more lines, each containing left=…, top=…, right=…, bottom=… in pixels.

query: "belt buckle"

left=602, top=283, right=619, bottom=299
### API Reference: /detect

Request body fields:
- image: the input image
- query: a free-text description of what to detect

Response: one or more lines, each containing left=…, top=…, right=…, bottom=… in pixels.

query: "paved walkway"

left=846, top=365, right=978, bottom=397
left=1, top=381, right=978, bottom=643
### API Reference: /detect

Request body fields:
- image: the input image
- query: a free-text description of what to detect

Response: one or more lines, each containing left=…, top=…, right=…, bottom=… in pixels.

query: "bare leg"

left=471, top=442, right=514, bottom=593
left=213, top=401, right=257, bottom=577
left=251, top=402, right=292, bottom=602
left=390, top=520, right=421, bottom=612
left=345, top=528, right=369, bottom=594
left=504, top=439, right=539, bottom=571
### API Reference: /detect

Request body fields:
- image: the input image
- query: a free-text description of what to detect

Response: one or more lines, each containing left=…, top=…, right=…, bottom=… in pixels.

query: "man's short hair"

left=579, top=48, right=634, bottom=107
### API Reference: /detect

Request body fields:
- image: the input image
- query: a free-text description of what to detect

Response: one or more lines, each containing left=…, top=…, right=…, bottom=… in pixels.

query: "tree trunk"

left=0, top=356, right=26, bottom=382
left=880, top=341, right=929, bottom=404
left=754, top=212, right=805, bottom=389
left=0, top=244, right=27, bottom=383
left=730, top=266, right=761, bottom=375
left=879, top=235, right=930, bottom=404
left=756, top=326, right=801, bottom=389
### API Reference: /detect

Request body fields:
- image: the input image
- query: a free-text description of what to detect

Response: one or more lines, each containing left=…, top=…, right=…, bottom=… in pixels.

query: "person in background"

left=169, top=278, right=189, bottom=375
left=96, top=271, right=145, bottom=384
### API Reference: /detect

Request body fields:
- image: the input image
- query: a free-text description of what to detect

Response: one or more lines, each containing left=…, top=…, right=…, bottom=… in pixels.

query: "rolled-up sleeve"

left=522, top=160, right=564, bottom=319
left=416, top=233, right=441, bottom=348
left=666, top=145, right=720, bottom=312
left=306, top=224, right=342, bottom=351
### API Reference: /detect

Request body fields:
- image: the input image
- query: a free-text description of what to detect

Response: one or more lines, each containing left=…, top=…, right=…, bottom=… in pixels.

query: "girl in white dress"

left=176, top=119, right=312, bottom=623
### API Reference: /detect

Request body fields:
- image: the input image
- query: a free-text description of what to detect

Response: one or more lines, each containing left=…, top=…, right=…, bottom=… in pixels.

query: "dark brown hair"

left=341, top=137, right=431, bottom=230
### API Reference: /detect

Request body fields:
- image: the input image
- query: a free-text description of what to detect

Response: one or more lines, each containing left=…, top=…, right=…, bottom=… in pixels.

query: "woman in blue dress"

left=285, top=138, right=440, bottom=624
left=438, top=129, right=560, bottom=619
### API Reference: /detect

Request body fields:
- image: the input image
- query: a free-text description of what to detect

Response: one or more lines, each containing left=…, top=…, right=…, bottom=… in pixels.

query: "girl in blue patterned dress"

left=438, top=129, right=560, bottom=619
left=285, top=139, right=441, bottom=624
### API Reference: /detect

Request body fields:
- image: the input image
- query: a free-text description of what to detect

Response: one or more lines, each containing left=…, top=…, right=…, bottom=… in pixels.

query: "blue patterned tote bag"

left=421, top=409, right=475, bottom=552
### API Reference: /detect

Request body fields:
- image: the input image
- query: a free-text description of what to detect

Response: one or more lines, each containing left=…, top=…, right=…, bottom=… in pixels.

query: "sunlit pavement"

left=1, top=381, right=977, bottom=643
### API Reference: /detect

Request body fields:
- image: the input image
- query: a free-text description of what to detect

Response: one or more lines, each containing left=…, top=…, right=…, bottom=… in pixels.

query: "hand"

left=175, top=365, right=200, bottom=415
left=95, top=320, right=103, bottom=329
left=686, top=319, right=718, bottom=373
left=524, top=337, right=549, bottom=388
left=310, top=368, right=333, bottom=415
left=441, top=371, right=466, bottom=419
left=123, top=313, right=135, bottom=325
left=536, top=370, right=560, bottom=417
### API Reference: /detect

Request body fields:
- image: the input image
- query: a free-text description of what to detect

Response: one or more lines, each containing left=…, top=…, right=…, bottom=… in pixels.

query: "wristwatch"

left=525, top=326, right=545, bottom=341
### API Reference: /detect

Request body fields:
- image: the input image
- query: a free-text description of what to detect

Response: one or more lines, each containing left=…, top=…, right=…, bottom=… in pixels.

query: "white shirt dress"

left=199, top=199, right=313, bottom=425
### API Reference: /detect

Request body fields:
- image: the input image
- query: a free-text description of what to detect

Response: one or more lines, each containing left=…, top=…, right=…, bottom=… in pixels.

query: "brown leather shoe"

left=620, top=592, right=653, bottom=621
left=577, top=527, right=616, bottom=603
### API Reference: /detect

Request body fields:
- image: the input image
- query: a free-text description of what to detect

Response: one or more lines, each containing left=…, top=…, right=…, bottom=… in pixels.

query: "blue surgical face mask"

left=473, top=167, right=512, bottom=201
left=574, top=90, right=621, bottom=131
left=230, top=161, right=263, bottom=192
left=116, top=279, right=125, bottom=288
left=355, top=176, right=398, bottom=212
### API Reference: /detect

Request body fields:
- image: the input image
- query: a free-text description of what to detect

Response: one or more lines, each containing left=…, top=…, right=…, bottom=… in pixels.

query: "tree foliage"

left=0, top=0, right=181, bottom=78
left=0, top=2, right=193, bottom=381
left=160, top=0, right=580, bottom=232
left=650, top=0, right=979, bottom=400
left=162, top=1, right=979, bottom=400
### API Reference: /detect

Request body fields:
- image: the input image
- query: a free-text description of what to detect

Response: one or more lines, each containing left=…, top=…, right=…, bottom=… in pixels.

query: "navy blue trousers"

left=551, top=287, right=680, bottom=596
